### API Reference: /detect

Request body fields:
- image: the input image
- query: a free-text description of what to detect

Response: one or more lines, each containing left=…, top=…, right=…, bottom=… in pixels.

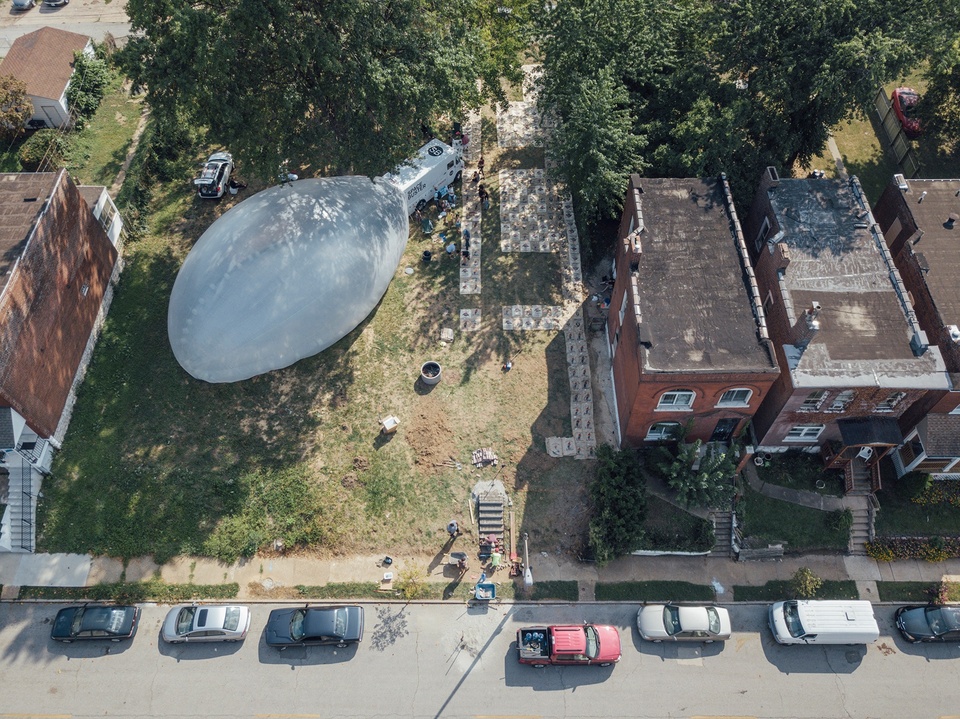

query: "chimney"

left=774, top=241, right=791, bottom=271
left=792, top=301, right=822, bottom=349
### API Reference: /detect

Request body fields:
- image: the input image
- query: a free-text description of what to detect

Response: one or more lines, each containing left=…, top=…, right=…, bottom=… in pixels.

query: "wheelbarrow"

left=473, top=572, right=496, bottom=601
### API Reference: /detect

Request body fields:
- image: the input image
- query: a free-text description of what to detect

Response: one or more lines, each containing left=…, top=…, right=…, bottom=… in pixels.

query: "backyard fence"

left=873, top=88, right=920, bottom=178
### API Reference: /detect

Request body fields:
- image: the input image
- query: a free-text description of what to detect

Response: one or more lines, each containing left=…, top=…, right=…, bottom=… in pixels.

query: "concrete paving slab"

left=0, top=553, right=23, bottom=585
left=844, top=555, right=882, bottom=582
left=87, top=556, right=125, bottom=584
left=13, top=553, right=91, bottom=587
left=124, top=556, right=160, bottom=582
left=856, top=580, right=878, bottom=601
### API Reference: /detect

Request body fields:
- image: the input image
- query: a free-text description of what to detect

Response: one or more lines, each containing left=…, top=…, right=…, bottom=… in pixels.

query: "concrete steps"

left=709, top=510, right=734, bottom=558
left=847, top=503, right=873, bottom=556
left=477, top=493, right=505, bottom=539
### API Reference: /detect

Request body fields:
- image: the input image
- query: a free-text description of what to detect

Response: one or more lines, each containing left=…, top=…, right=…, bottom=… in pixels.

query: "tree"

left=119, top=0, right=534, bottom=179
left=657, top=439, right=735, bottom=509
left=0, top=74, right=32, bottom=140
left=588, top=444, right=647, bottom=565
left=67, top=51, right=112, bottom=124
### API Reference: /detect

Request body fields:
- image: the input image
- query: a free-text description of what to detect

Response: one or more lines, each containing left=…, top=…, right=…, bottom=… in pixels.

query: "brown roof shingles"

left=0, top=171, right=117, bottom=438
left=0, top=27, right=91, bottom=102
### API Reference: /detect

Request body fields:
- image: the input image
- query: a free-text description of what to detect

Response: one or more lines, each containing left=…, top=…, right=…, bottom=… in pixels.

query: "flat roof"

left=769, top=178, right=947, bottom=388
left=0, top=173, right=61, bottom=295
left=894, top=178, right=960, bottom=330
left=633, top=178, right=776, bottom=373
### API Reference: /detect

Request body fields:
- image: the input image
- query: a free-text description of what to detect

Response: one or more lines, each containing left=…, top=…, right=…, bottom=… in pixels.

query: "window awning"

left=836, top=417, right=903, bottom=447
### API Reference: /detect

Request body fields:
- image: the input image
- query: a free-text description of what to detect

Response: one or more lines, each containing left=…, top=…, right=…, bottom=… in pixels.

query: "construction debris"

left=472, top=447, right=498, bottom=467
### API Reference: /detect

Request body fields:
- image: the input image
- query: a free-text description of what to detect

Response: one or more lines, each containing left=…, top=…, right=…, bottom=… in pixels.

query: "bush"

left=67, top=51, right=112, bottom=126
left=791, top=567, right=824, bottom=598
left=588, top=445, right=647, bottom=564
left=19, top=129, right=73, bottom=171
left=19, top=581, right=239, bottom=602
left=395, top=565, right=430, bottom=600
left=657, top=439, right=735, bottom=509
left=826, top=508, right=853, bottom=533
left=894, top=471, right=932, bottom=502
left=866, top=535, right=960, bottom=562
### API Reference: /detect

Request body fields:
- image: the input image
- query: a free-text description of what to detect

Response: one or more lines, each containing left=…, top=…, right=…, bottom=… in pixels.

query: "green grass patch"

left=638, top=495, right=714, bottom=552
left=875, top=581, right=941, bottom=603
left=874, top=487, right=960, bottom=537
left=66, top=74, right=142, bottom=187
left=18, top=581, right=239, bottom=603
left=754, top=452, right=844, bottom=497
left=740, top=484, right=849, bottom=552
left=293, top=579, right=578, bottom=601
left=595, top=581, right=715, bottom=602
left=733, top=580, right=859, bottom=602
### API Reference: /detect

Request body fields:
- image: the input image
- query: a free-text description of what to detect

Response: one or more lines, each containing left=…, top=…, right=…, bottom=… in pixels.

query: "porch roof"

left=921, top=414, right=960, bottom=459
left=837, top=416, right=903, bottom=447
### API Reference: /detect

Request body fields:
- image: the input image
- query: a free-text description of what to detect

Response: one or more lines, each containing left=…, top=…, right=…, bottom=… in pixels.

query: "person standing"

left=447, top=520, right=461, bottom=540
left=477, top=155, right=485, bottom=179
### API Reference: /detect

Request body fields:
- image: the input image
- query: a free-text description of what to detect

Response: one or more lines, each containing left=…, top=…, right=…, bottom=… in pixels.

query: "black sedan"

left=265, top=605, right=364, bottom=649
left=895, top=605, right=960, bottom=643
left=51, top=605, right=140, bottom=643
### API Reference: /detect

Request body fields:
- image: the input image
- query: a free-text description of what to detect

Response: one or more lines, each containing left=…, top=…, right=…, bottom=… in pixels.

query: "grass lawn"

left=19, top=581, right=239, bottom=602
left=66, top=75, right=143, bottom=187
left=876, top=581, right=960, bottom=603
left=595, top=581, right=716, bottom=602
left=740, top=484, right=849, bottom=552
left=638, top=495, right=714, bottom=552
left=37, top=103, right=596, bottom=564
left=754, top=452, right=844, bottom=497
left=733, top=580, right=859, bottom=602
left=874, top=486, right=960, bottom=537
left=255, top=579, right=578, bottom=601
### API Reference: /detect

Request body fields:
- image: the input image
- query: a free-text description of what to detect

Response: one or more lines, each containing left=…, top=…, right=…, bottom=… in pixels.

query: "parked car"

left=265, top=605, right=364, bottom=649
left=895, top=605, right=960, bottom=643
left=160, top=604, right=251, bottom=643
left=194, top=151, right=234, bottom=199
left=42, top=0, right=69, bottom=6
left=51, top=605, right=140, bottom=643
left=12, top=0, right=36, bottom=11
left=891, top=87, right=921, bottom=139
left=516, top=624, right=621, bottom=667
left=637, top=604, right=732, bottom=642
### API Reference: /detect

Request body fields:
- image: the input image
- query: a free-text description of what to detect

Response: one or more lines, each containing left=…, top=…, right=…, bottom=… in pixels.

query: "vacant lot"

left=38, top=107, right=596, bottom=564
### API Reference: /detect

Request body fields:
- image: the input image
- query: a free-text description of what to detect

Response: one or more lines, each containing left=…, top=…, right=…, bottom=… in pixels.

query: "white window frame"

left=826, top=390, right=855, bottom=413
left=798, top=390, right=828, bottom=412
left=784, top=424, right=825, bottom=441
left=755, top=216, right=771, bottom=252
left=656, top=390, right=695, bottom=411
left=645, top=422, right=681, bottom=441
left=618, top=291, right=628, bottom=327
left=716, top=388, right=753, bottom=407
left=875, top=391, right=906, bottom=413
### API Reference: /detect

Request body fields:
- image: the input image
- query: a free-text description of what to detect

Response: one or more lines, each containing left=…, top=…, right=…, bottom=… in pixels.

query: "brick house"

left=0, top=27, right=94, bottom=129
left=0, top=171, right=123, bottom=551
left=606, top=174, right=780, bottom=448
left=743, top=168, right=949, bottom=491
left=873, top=176, right=960, bottom=477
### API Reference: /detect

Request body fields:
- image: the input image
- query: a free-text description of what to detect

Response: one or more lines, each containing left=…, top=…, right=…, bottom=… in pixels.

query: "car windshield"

left=925, top=606, right=960, bottom=636
left=584, top=625, right=599, bottom=659
left=783, top=601, right=805, bottom=638
left=664, top=606, right=681, bottom=636
left=706, top=607, right=721, bottom=634
left=290, top=610, right=306, bottom=641
left=177, top=607, right=197, bottom=635
left=223, top=607, right=241, bottom=631
left=70, top=609, right=85, bottom=634
left=333, top=608, right=347, bottom=637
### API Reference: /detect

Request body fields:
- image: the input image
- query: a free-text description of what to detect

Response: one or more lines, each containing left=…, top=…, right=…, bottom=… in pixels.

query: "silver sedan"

left=637, top=604, right=732, bottom=642
left=160, top=604, right=251, bottom=643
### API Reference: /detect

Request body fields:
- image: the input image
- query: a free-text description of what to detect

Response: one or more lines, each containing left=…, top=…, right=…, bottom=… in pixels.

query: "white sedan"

left=161, top=604, right=251, bottom=643
left=637, top=604, right=731, bottom=642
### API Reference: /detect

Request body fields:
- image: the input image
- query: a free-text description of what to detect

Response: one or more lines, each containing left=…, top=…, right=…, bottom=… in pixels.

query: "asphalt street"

left=1, top=601, right=959, bottom=718
left=1, top=0, right=130, bottom=46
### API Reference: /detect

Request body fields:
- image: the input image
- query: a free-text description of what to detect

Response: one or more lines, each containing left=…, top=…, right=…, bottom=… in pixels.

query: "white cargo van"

left=768, top=600, right=880, bottom=645
left=383, top=139, right=464, bottom=215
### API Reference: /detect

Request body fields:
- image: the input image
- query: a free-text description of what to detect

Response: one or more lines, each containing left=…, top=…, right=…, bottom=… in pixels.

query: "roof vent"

left=894, top=174, right=908, bottom=191
left=949, top=325, right=960, bottom=344
left=23, top=197, right=37, bottom=202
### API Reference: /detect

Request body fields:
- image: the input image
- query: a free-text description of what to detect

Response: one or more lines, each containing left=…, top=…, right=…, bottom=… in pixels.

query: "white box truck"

left=383, top=139, right=464, bottom=215
left=768, top=600, right=880, bottom=645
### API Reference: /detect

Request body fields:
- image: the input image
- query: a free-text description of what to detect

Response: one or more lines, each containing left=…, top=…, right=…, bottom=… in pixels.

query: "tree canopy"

left=537, top=0, right=946, bottom=222
left=120, top=0, right=534, bottom=178
left=588, top=444, right=647, bottom=564
left=0, top=74, right=32, bottom=140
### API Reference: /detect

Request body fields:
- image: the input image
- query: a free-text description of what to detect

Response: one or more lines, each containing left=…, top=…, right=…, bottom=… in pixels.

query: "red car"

left=891, top=87, right=921, bottom=139
left=516, top=624, right=621, bottom=667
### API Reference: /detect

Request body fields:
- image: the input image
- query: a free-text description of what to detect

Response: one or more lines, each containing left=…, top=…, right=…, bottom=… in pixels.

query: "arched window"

left=656, top=390, right=695, bottom=410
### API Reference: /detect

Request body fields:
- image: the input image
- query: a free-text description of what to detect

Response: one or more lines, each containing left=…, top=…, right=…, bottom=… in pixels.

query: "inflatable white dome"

left=168, top=176, right=409, bottom=383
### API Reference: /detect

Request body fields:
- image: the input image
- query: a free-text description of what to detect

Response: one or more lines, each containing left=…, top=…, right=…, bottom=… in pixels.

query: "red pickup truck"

left=516, top=624, right=621, bottom=667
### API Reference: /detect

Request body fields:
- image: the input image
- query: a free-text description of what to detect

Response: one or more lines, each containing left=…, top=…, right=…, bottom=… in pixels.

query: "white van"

left=383, top=139, right=464, bottom=215
left=768, top=600, right=880, bottom=645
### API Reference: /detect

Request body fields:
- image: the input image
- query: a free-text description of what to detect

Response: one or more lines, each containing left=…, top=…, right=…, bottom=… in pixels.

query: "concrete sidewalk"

left=4, top=550, right=960, bottom=602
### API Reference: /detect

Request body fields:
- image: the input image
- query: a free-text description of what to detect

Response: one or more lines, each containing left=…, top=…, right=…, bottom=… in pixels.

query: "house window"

left=618, top=292, right=628, bottom=327
left=826, top=390, right=854, bottom=413
left=657, top=390, right=695, bottom=411
left=646, top=422, right=681, bottom=441
left=785, top=424, right=825, bottom=441
left=763, top=290, right=774, bottom=313
left=755, top=217, right=771, bottom=252
left=717, top=388, right=752, bottom=407
left=875, top=392, right=906, bottom=412
left=798, top=390, right=828, bottom=412
left=80, top=283, right=89, bottom=297
left=611, top=328, right=620, bottom=357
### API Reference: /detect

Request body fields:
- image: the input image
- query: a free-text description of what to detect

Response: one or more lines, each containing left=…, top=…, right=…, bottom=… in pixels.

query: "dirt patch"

left=407, top=396, right=457, bottom=468
left=353, top=456, right=369, bottom=472
left=341, top=472, right=360, bottom=489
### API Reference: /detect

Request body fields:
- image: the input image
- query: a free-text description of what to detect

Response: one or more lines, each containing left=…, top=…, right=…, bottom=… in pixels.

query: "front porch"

left=892, top=414, right=960, bottom=478
left=820, top=417, right=904, bottom=495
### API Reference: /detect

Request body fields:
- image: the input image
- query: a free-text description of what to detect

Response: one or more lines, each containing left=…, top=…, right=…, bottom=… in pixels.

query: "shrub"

left=826, top=508, right=853, bottom=533
left=894, top=471, right=932, bottom=502
left=395, top=565, right=430, bottom=600
left=19, top=129, right=73, bottom=171
left=658, top=440, right=736, bottom=509
left=866, top=536, right=960, bottom=562
left=67, top=51, right=112, bottom=126
left=791, top=567, right=824, bottom=598
left=588, top=444, right=647, bottom=564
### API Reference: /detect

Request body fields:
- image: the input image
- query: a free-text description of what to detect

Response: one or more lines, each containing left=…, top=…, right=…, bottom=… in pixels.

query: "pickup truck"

left=516, top=624, right=621, bottom=667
